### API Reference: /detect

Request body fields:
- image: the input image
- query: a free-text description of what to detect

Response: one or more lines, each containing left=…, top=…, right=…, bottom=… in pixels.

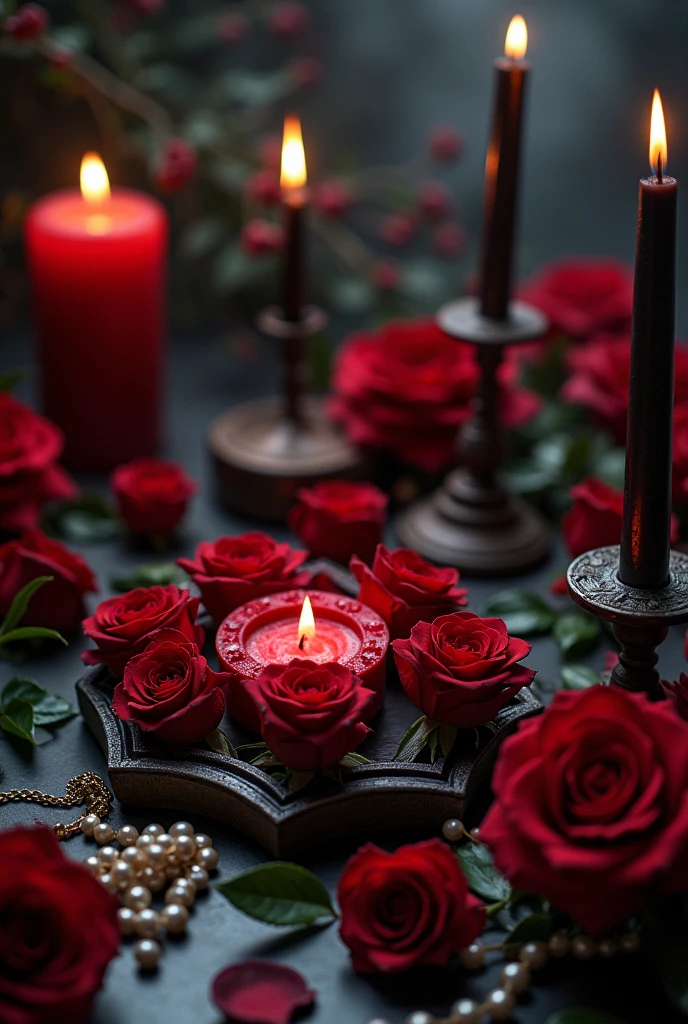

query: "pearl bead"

left=174, top=835, right=197, bottom=861
left=124, top=885, right=152, bottom=912
left=121, top=846, right=148, bottom=871
left=459, top=943, right=485, bottom=970
left=117, top=825, right=139, bottom=847
left=136, top=834, right=154, bottom=850
left=598, top=938, right=617, bottom=959
left=165, top=885, right=194, bottom=908
left=450, top=999, right=482, bottom=1024
left=405, top=1014, right=433, bottom=1024
left=111, top=861, right=135, bottom=889
left=100, top=873, right=118, bottom=895
left=187, top=864, right=209, bottom=890
left=135, top=908, right=161, bottom=939
left=196, top=846, right=219, bottom=871
left=145, top=869, right=167, bottom=893
left=142, top=823, right=165, bottom=837
left=146, top=843, right=166, bottom=869
left=161, top=903, right=189, bottom=934
left=502, top=961, right=530, bottom=994
left=173, top=877, right=196, bottom=895
left=442, top=818, right=465, bottom=842
left=134, top=938, right=161, bottom=971
left=548, top=931, right=570, bottom=958
left=165, top=863, right=183, bottom=881
left=485, top=987, right=516, bottom=1021
left=84, top=855, right=101, bottom=876
left=97, top=845, right=119, bottom=868
left=470, top=827, right=481, bottom=840
left=194, top=833, right=212, bottom=849
left=118, top=907, right=137, bottom=937
left=156, top=833, right=174, bottom=852
left=520, top=940, right=548, bottom=970
left=93, top=822, right=115, bottom=845
left=620, top=931, right=640, bottom=954
left=572, top=935, right=596, bottom=960
left=170, top=821, right=194, bottom=838
left=80, top=813, right=100, bottom=836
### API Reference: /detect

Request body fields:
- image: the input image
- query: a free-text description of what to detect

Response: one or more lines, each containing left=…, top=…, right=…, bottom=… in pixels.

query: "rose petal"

left=212, top=961, right=316, bottom=1024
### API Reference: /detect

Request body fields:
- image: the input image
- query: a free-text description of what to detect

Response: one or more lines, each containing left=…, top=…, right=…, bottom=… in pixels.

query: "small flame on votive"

left=298, top=595, right=316, bottom=648
left=504, top=15, right=527, bottom=60
left=80, top=153, right=111, bottom=205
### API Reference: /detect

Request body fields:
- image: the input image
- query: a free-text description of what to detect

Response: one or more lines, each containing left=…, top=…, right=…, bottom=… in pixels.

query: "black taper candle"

left=282, top=195, right=305, bottom=323
left=479, top=15, right=530, bottom=321
left=619, top=91, right=677, bottom=590
left=279, top=115, right=308, bottom=425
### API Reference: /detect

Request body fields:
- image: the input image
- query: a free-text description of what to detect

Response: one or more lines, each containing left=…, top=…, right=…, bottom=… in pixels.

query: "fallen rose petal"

left=212, top=961, right=316, bottom=1024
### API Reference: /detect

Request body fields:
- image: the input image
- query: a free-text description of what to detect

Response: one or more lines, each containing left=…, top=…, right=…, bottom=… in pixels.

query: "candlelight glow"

left=281, top=115, right=307, bottom=190
left=649, top=89, right=668, bottom=177
left=80, top=153, right=111, bottom=204
left=298, top=595, right=316, bottom=647
left=504, top=15, right=527, bottom=59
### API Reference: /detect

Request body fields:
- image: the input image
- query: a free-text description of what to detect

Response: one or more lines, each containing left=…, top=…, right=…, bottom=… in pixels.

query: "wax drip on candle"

left=298, top=595, right=315, bottom=651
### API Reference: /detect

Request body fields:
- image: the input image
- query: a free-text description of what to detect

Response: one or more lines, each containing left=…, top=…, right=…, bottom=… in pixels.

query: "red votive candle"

left=216, top=590, right=389, bottom=733
left=25, top=153, right=167, bottom=472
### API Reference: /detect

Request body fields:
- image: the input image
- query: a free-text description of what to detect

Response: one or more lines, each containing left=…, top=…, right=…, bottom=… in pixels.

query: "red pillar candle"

left=25, top=153, right=167, bottom=472
left=217, top=590, right=389, bottom=733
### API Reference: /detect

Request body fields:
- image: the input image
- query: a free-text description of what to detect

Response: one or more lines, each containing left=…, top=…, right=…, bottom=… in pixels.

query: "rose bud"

left=288, top=481, right=388, bottom=565
left=82, top=584, right=203, bottom=679
left=244, top=659, right=374, bottom=771
left=113, top=628, right=229, bottom=744
left=111, top=457, right=196, bottom=538
left=0, top=528, right=97, bottom=634
left=338, top=838, right=485, bottom=972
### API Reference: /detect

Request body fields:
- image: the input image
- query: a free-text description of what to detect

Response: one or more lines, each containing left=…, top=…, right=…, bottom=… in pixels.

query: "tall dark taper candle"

left=479, top=14, right=530, bottom=321
left=619, top=90, right=677, bottom=590
left=279, top=115, right=308, bottom=425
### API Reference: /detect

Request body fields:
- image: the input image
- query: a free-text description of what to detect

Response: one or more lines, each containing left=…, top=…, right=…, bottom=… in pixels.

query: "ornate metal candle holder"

left=396, top=296, right=551, bottom=575
left=567, top=545, right=688, bottom=700
left=208, top=305, right=366, bottom=522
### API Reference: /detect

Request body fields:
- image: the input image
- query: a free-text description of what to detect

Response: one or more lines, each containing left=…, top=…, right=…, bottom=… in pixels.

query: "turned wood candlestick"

left=396, top=297, right=551, bottom=575
left=208, top=305, right=366, bottom=522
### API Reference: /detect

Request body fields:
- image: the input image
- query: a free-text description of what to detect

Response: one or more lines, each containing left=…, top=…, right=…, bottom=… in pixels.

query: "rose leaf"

left=111, top=562, right=189, bottom=593
left=483, top=590, right=555, bottom=637
left=505, top=911, right=563, bottom=945
left=287, top=770, right=316, bottom=793
left=0, top=368, right=26, bottom=393
left=1, top=678, right=77, bottom=726
left=543, top=1012, right=626, bottom=1024
left=205, top=728, right=236, bottom=758
left=0, top=697, right=35, bottom=744
left=560, top=665, right=601, bottom=691
left=44, top=493, right=121, bottom=543
left=0, top=626, right=68, bottom=650
left=553, top=611, right=601, bottom=660
left=438, top=723, right=458, bottom=758
left=216, top=862, right=337, bottom=927
left=393, top=715, right=439, bottom=762
left=0, top=576, right=54, bottom=636
left=456, top=841, right=511, bottom=903
left=339, top=751, right=371, bottom=768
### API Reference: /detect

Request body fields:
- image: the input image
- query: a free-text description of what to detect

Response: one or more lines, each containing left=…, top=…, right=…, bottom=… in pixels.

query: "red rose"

left=113, top=628, right=228, bottom=743
left=672, top=403, right=688, bottom=503
left=329, top=318, right=538, bottom=474
left=5, top=3, right=48, bottom=41
left=110, top=457, right=196, bottom=536
left=481, top=687, right=688, bottom=936
left=0, top=826, right=119, bottom=1024
left=562, top=477, right=624, bottom=559
left=177, top=532, right=310, bottom=625
left=0, top=528, right=96, bottom=633
left=519, top=258, right=634, bottom=341
left=392, top=611, right=535, bottom=727
left=289, top=481, right=388, bottom=565
left=82, top=584, right=203, bottom=678
left=0, top=393, right=77, bottom=533
left=244, top=659, right=373, bottom=771
left=337, top=838, right=485, bottom=973
left=153, top=138, right=197, bottom=192
left=663, top=673, right=688, bottom=721
left=351, top=544, right=468, bottom=639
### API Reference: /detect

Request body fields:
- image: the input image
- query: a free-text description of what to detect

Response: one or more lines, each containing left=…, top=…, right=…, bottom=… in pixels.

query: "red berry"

left=5, top=4, right=48, bottom=41
left=372, top=260, right=401, bottom=292
left=267, top=1, right=310, bottom=37
left=218, top=12, right=248, bottom=43
left=241, top=219, right=284, bottom=256
left=313, top=179, right=352, bottom=219
left=257, top=134, right=282, bottom=171
left=379, top=213, right=416, bottom=248
left=246, top=169, right=282, bottom=206
left=154, top=138, right=197, bottom=193
left=418, top=180, right=454, bottom=221
left=428, top=125, right=465, bottom=163
left=291, top=56, right=322, bottom=89
left=434, top=222, right=466, bottom=260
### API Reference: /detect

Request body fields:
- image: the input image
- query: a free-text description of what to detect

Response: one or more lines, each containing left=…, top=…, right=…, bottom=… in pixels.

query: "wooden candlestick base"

left=208, top=306, right=367, bottom=522
left=567, top=545, right=688, bottom=699
left=396, top=297, right=551, bottom=575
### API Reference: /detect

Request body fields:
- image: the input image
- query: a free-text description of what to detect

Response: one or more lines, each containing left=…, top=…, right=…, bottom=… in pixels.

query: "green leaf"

left=554, top=611, right=602, bottom=660
left=561, top=665, right=601, bottom=691
left=309, top=332, right=331, bottom=394
left=339, top=752, right=371, bottom=767
left=0, top=576, right=53, bottom=636
left=0, top=697, right=35, bottom=743
left=0, top=368, right=25, bottom=392
left=400, top=259, right=451, bottom=306
left=593, top=447, right=627, bottom=490
left=287, top=770, right=316, bottom=793
left=45, top=494, right=120, bottom=543
left=505, top=912, right=560, bottom=945
left=180, top=217, right=225, bottom=260
left=213, top=243, right=277, bottom=294
left=222, top=68, right=293, bottom=107
left=438, top=723, right=458, bottom=758
left=456, top=842, right=511, bottom=903
left=483, top=590, right=555, bottom=636
left=544, top=1012, right=626, bottom=1024
left=0, top=627, right=67, bottom=648
left=111, top=562, right=188, bottom=593
left=508, top=461, right=558, bottom=497
left=1, top=678, right=76, bottom=725
left=327, top=277, right=375, bottom=315
left=216, top=862, right=337, bottom=926
left=205, top=728, right=236, bottom=758
left=393, top=715, right=438, bottom=763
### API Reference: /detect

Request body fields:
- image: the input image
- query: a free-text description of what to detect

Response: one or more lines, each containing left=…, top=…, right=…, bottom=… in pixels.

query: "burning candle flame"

left=298, top=595, right=316, bottom=649
left=281, top=115, right=307, bottom=190
left=649, top=89, right=668, bottom=179
left=504, top=15, right=527, bottom=60
left=80, top=153, right=111, bottom=204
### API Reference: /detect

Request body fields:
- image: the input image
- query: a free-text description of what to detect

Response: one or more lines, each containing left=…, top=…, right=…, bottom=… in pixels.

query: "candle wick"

left=299, top=634, right=306, bottom=650
left=657, top=151, right=663, bottom=184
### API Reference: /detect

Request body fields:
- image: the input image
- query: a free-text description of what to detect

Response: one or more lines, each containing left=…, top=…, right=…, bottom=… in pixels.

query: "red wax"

left=25, top=190, right=167, bottom=471
left=216, top=590, right=389, bottom=733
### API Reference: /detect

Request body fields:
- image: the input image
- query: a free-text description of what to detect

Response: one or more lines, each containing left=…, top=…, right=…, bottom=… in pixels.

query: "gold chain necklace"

left=0, top=772, right=112, bottom=840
